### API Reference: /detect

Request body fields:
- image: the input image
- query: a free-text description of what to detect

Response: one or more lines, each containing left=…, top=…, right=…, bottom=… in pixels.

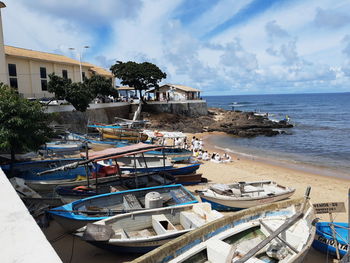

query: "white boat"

left=75, top=203, right=223, bottom=254
left=132, top=191, right=315, bottom=263
left=197, top=180, right=295, bottom=211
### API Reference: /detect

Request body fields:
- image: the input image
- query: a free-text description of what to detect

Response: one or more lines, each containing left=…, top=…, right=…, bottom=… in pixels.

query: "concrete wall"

left=0, top=5, right=7, bottom=84
left=141, top=100, right=208, bottom=117
left=0, top=169, right=62, bottom=263
left=47, top=102, right=130, bottom=132
left=5, top=56, right=90, bottom=98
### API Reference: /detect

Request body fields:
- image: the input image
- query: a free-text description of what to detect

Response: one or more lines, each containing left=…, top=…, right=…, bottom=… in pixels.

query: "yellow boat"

left=97, top=127, right=148, bottom=142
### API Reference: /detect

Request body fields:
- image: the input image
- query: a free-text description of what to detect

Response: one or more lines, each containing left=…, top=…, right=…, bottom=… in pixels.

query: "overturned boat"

left=75, top=203, right=223, bottom=254
left=132, top=189, right=315, bottom=263
left=197, top=180, right=295, bottom=211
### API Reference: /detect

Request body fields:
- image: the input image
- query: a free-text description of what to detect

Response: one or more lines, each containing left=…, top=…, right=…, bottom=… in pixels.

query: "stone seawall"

left=141, top=100, right=208, bottom=116
left=46, top=100, right=208, bottom=132
left=46, top=102, right=130, bottom=133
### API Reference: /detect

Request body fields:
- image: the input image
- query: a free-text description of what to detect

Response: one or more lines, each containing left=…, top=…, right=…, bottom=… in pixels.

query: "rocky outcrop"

left=144, top=108, right=293, bottom=138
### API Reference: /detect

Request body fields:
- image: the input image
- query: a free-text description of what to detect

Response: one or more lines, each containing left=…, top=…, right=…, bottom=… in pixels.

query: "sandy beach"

left=44, top=132, right=350, bottom=263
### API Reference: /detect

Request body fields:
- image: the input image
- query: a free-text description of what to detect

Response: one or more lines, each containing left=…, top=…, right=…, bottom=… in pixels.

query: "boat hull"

left=49, top=184, right=198, bottom=232
left=131, top=198, right=316, bottom=263
left=200, top=190, right=295, bottom=211
left=312, top=222, right=348, bottom=257
left=87, top=233, right=184, bottom=254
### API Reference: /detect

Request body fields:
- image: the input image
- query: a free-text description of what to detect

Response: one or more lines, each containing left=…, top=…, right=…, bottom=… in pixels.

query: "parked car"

left=39, top=98, right=67, bottom=105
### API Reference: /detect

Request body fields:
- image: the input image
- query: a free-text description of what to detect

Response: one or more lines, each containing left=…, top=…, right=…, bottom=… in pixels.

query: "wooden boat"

left=40, top=141, right=84, bottom=153
left=55, top=172, right=176, bottom=201
left=1, top=158, right=85, bottom=182
left=96, top=126, right=148, bottom=142
left=49, top=184, right=198, bottom=232
left=312, top=222, right=349, bottom=258
left=132, top=193, right=315, bottom=263
left=197, top=180, right=295, bottom=211
left=28, top=143, right=167, bottom=192
left=103, top=156, right=173, bottom=173
left=145, top=148, right=193, bottom=163
left=75, top=203, right=223, bottom=254
left=174, top=172, right=203, bottom=185
left=112, top=158, right=200, bottom=175
left=67, top=133, right=129, bottom=147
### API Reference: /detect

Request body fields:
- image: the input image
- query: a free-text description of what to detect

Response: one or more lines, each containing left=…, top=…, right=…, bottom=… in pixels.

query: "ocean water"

left=204, top=93, right=350, bottom=177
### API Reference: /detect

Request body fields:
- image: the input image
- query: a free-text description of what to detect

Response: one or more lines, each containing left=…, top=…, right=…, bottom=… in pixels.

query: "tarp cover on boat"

left=81, top=143, right=164, bottom=161
left=142, top=130, right=186, bottom=139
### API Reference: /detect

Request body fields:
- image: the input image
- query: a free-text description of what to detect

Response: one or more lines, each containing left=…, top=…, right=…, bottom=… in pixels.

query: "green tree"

left=0, top=84, right=53, bottom=170
left=48, top=73, right=117, bottom=112
left=84, top=74, right=118, bottom=98
left=110, top=61, right=167, bottom=103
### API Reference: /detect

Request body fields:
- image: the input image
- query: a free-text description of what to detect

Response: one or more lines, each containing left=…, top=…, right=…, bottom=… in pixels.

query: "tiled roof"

left=5, top=45, right=113, bottom=77
left=162, top=84, right=201, bottom=92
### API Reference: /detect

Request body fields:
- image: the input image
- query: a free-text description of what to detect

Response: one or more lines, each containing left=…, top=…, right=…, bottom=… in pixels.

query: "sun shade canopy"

left=81, top=143, right=164, bottom=162
left=37, top=143, right=164, bottom=176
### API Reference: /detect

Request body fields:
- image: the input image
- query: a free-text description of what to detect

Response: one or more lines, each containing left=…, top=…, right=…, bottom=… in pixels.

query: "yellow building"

left=0, top=2, right=114, bottom=98
left=0, top=2, right=7, bottom=84
left=4, top=46, right=114, bottom=98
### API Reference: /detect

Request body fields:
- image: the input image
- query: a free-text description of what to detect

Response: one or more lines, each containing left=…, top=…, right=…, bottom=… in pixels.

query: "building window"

left=40, top=67, right=47, bottom=91
left=9, top=78, right=18, bottom=90
left=8, top=64, right=18, bottom=90
left=41, top=79, right=47, bottom=91
left=40, top=67, right=47, bottom=79
left=62, top=69, right=68, bottom=79
left=82, top=72, right=86, bottom=81
left=8, top=64, right=17, bottom=77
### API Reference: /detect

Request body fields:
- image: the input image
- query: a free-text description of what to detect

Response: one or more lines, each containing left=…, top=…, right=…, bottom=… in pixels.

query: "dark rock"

left=144, top=108, right=293, bottom=138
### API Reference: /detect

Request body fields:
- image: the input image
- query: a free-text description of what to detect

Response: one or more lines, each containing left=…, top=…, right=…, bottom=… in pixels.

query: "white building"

left=152, top=84, right=201, bottom=101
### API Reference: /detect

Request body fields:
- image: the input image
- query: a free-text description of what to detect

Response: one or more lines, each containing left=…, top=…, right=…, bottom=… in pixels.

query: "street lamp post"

left=69, top=46, right=89, bottom=82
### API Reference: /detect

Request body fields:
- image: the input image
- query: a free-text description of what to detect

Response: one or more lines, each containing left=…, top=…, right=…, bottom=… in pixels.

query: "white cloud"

left=2, top=0, right=350, bottom=95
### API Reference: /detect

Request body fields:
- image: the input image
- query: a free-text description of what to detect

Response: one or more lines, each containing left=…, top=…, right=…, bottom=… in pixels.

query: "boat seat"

left=180, top=211, right=206, bottom=229
left=242, top=185, right=264, bottom=193
left=207, top=239, right=237, bottom=263
left=169, top=189, right=189, bottom=204
left=112, top=228, right=129, bottom=239
left=123, top=194, right=143, bottom=210
left=152, top=214, right=176, bottom=235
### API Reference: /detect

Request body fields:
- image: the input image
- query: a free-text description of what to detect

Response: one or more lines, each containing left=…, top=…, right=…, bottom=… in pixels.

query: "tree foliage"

left=110, top=61, right=167, bottom=102
left=85, top=75, right=118, bottom=98
left=48, top=73, right=116, bottom=112
left=0, top=84, right=53, bottom=165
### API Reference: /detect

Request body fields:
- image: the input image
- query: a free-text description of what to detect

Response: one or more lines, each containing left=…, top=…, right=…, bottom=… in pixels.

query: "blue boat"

left=49, top=184, right=198, bottom=232
left=55, top=172, right=176, bottom=198
left=145, top=148, right=192, bottom=163
left=312, top=222, right=349, bottom=257
left=68, top=133, right=129, bottom=147
left=1, top=158, right=85, bottom=181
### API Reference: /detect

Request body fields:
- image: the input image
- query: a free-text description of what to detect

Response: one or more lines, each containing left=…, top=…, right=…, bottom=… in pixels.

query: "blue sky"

left=3, top=0, right=350, bottom=95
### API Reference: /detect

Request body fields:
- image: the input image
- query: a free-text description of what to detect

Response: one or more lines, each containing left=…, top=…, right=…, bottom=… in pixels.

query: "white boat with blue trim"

left=49, top=184, right=198, bottom=232
left=197, top=180, right=295, bottom=211
left=75, top=203, right=223, bottom=254
left=132, top=193, right=315, bottom=263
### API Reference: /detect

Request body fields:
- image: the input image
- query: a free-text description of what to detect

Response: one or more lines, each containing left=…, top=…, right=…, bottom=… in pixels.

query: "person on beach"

left=202, top=151, right=210, bottom=161
left=193, top=138, right=200, bottom=151
left=211, top=153, right=216, bottom=160
left=214, top=153, right=222, bottom=163
left=191, top=136, right=196, bottom=150
left=199, top=139, right=203, bottom=150
left=197, top=150, right=203, bottom=160
left=174, top=137, right=181, bottom=147
left=222, top=152, right=232, bottom=163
